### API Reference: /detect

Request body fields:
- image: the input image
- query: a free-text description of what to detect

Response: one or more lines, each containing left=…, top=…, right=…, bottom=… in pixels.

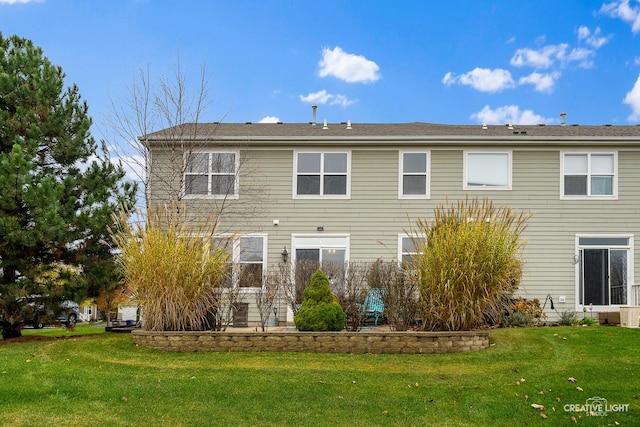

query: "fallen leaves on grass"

left=576, top=386, right=583, bottom=392
left=568, top=377, right=577, bottom=383
left=531, top=403, right=545, bottom=411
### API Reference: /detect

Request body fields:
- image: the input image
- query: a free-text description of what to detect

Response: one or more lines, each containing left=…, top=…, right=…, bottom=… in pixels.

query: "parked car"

left=18, top=295, right=80, bottom=328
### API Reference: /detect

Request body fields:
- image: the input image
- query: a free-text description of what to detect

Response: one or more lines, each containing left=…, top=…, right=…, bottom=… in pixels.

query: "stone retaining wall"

left=131, top=330, right=490, bottom=354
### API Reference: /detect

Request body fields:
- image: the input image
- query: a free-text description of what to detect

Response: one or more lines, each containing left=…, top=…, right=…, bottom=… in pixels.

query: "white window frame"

left=293, top=151, right=351, bottom=199
left=234, top=234, right=268, bottom=289
left=574, top=233, right=633, bottom=312
left=560, top=151, right=617, bottom=200
left=288, top=234, right=350, bottom=323
left=213, top=233, right=267, bottom=290
left=399, top=150, right=430, bottom=199
left=463, top=150, right=512, bottom=190
left=398, top=234, right=426, bottom=266
left=183, top=150, right=240, bottom=199
left=291, top=234, right=350, bottom=264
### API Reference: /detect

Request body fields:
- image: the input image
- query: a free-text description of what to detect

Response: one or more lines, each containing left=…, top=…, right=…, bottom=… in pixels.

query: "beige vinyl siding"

left=150, top=140, right=640, bottom=323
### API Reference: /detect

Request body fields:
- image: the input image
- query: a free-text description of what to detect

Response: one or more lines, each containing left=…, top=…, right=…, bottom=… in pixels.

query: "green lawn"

left=0, top=325, right=638, bottom=426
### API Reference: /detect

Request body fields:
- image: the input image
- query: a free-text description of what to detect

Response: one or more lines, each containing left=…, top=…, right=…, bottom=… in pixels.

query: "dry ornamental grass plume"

left=411, top=197, right=530, bottom=331
left=111, top=205, right=231, bottom=331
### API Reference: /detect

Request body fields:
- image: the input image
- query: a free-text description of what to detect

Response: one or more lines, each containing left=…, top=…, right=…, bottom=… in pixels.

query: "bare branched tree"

left=210, top=268, right=244, bottom=331
left=107, top=61, right=206, bottom=211
left=336, top=261, right=369, bottom=332
left=254, top=269, right=280, bottom=331
left=107, top=59, right=267, bottom=234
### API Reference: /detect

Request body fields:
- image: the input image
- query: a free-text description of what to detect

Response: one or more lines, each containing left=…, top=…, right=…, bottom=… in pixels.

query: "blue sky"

left=3, top=0, right=640, bottom=132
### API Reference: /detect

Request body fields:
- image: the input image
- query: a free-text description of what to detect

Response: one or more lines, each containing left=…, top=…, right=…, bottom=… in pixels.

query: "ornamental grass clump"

left=413, top=197, right=530, bottom=331
left=111, top=207, right=230, bottom=331
left=294, top=269, right=345, bottom=331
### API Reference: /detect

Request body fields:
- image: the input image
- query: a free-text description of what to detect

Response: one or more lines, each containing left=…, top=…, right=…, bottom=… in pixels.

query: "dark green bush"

left=294, top=270, right=345, bottom=331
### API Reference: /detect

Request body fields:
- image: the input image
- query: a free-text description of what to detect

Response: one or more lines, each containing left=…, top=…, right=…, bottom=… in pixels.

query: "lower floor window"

left=577, top=236, right=631, bottom=307
left=214, top=235, right=266, bottom=288
left=237, top=236, right=266, bottom=288
left=292, top=235, right=349, bottom=300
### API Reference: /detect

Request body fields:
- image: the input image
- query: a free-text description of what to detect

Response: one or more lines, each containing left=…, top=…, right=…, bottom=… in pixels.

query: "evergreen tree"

left=0, top=34, right=137, bottom=338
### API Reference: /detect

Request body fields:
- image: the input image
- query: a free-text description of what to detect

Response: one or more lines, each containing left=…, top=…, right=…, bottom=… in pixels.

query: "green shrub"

left=558, top=310, right=577, bottom=326
left=578, top=316, right=597, bottom=326
left=412, top=197, right=530, bottom=331
left=501, top=297, right=545, bottom=327
left=294, top=270, right=345, bottom=331
left=501, top=311, right=532, bottom=327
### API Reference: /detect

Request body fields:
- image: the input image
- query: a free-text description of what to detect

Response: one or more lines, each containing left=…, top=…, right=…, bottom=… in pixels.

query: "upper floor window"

left=562, top=152, right=616, bottom=198
left=464, top=151, right=512, bottom=190
left=184, top=151, right=238, bottom=198
left=399, top=151, right=430, bottom=198
left=295, top=151, right=350, bottom=198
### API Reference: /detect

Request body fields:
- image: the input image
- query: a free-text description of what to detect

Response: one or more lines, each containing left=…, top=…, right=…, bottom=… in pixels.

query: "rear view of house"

left=146, top=120, right=640, bottom=325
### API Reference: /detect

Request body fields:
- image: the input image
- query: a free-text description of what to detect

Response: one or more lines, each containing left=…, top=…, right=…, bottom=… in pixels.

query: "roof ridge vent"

left=508, top=121, right=513, bottom=130
left=482, top=121, right=487, bottom=130
left=322, top=118, right=328, bottom=130
left=346, top=120, right=352, bottom=130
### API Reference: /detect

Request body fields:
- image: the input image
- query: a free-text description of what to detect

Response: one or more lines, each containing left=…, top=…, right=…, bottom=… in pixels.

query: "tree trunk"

left=1, top=321, right=22, bottom=339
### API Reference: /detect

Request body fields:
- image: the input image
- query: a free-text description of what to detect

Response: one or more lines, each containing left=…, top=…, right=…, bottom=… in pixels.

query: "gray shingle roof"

left=146, top=122, right=640, bottom=143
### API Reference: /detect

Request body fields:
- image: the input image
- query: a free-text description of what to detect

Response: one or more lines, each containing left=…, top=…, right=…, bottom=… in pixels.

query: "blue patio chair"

left=363, top=288, right=385, bottom=326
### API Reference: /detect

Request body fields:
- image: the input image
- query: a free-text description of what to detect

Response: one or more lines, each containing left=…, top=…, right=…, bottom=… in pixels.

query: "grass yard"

left=0, top=325, right=638, bottom=426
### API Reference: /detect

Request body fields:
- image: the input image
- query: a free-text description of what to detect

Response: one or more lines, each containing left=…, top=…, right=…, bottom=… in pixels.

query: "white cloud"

left=441, top=68, right=515, bottom=93
left=329, top=94, right=355, bottom=107
left=601, top=0, right=640, bottom=34
left=577, top=25, right=590, bottom=40
left=510, top=43, right=594, bottom=69
left=299, top=90, right=355, bottom=107
left=318, top=46, right=381, bottom=83
left=259, top=116, right=280, bottom=123
left=518, top=71, right=561, bottom=93
left=300, top=90, right=332, bottom=104
left=470, top=105, right=553, bottom=125
left=563, top=47, right=596, bottom=68
left=577, top=26, right=610, bottom=49
left=510, top=44, right=568, bottom=69
left=80, top=150, right=144, bottom=188
left=623, top=73, right=640, bottom=121
left=118, top=153, right=146, bottom=185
